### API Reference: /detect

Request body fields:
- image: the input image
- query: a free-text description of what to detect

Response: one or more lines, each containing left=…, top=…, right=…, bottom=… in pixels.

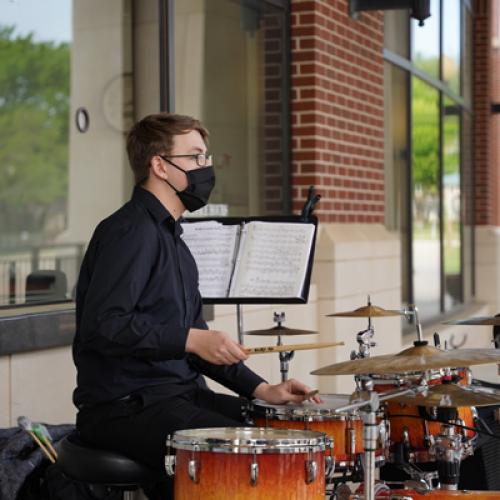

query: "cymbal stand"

left=274, top=312, right=294, bottom=382
left=335, top=381, right=425, bottom=500
left=401, top=304, right=424, bottom=343
left=432, top=407, right=473, bottom=491
left=351, top=296, right=376, bottom=360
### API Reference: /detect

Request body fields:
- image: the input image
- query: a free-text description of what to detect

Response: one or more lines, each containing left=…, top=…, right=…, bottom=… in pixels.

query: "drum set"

left=165, top=301, right=500, bottom=499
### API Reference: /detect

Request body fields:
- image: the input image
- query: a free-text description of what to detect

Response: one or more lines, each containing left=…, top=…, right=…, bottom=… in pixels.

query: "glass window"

left=411, top=0, right=440, bottom=79
left=384, top=63, right=410, bottom=302
left=442, top=97, right=462, bottom=309
left=0, top=0, right=159, bottom=307
left=442, top=0, right=461, bottom=95
left=412, top=77, right=440, bottom=318
left=173, top=0, right=289, bottom=216
left=462, top=110, right=474, bottom=300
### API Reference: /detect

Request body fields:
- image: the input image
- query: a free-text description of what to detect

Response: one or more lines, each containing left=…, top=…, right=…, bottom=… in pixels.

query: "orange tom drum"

left=166, top=427, right=331, bottom=500
left=251, top=394, right=385, bottom=470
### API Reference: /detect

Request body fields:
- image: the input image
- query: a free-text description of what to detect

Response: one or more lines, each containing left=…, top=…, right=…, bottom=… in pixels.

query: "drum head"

left=252, top=394, right=355, bottom=419
left=170, top=427, right=329, bottom=453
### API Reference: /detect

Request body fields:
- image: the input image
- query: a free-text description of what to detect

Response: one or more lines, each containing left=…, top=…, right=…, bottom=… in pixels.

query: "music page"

left=229, top=221, right=315, bottom=298
left=181, top=221, right=240, bottom=298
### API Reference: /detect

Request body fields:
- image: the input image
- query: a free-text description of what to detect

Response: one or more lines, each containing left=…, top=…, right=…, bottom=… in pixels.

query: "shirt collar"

left=132, top=185, right=181, bottom=235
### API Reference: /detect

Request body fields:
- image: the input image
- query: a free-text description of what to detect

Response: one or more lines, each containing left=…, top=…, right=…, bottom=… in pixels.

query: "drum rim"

left=170, top=426, right=331, bottom=454
left=251, top=395, right=359, bottom=420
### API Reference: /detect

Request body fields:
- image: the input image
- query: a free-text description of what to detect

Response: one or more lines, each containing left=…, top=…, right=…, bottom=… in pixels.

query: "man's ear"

left=150, top=155, right=168, bottom=180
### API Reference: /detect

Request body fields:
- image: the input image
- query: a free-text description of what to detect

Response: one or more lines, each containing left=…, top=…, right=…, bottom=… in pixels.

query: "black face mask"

left=164, top=161, right=216, bottom=212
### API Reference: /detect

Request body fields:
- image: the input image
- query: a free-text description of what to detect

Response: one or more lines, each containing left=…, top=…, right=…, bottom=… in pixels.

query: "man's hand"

left=252, top=379, right=322, bottom=405
left=186, top=328, right=248, bottom=365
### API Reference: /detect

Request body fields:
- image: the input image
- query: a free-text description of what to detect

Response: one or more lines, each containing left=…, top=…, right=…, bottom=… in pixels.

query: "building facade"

left=0, top=0, right=498, bottom=426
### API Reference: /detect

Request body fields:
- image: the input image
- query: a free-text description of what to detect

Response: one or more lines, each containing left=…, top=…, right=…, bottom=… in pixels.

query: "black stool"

left=58, top=432, right=158, bottom=500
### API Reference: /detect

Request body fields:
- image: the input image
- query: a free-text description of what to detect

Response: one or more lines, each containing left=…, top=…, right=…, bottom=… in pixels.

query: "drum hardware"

left=188, top=443, right=200, bottom=483
left=433, top=422, right=462, bottom=491
left=250, top=449, right=258, bottom=486
left=165, top=434, right=175, bottom=476
left=305, top=445, right=319, bottom=484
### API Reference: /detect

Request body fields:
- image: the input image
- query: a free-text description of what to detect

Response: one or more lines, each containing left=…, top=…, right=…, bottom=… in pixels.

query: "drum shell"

left=173, top=447, right=325, bottom=500
left=253, top=414, right=363, bottom=462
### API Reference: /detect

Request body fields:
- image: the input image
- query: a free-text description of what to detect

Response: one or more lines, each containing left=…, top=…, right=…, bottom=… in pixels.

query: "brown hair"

left=126, top=113, right=209, bottom=185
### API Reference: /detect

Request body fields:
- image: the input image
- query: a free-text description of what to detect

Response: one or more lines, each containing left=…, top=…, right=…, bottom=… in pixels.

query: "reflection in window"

left=442, top=1, right=461, bottom=95
left=412, top=77, right=440, bottom=318
left=411, top=0, right=440, bottom=79
left=442, top=98, right=462, bottom=308
left=0, top=0, right=74, bottom=305
left=174, top=0, right=289, bottom=216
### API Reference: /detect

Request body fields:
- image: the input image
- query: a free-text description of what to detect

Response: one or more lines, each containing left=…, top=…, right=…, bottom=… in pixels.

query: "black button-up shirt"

left=73, top=186, right=265, bottom=408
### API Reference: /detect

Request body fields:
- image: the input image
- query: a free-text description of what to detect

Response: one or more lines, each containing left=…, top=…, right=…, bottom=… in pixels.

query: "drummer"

left=72, top=112, right=320, bottom=500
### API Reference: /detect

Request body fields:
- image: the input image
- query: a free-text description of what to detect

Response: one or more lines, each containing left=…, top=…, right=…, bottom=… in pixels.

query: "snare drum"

left=166, top=427, right=330, bottom=500
left=251, top=395, right=384, bottom=470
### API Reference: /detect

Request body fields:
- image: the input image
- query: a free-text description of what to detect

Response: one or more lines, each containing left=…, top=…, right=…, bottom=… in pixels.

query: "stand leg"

left=362, top=411, right=377, bottom=500
left=236, top=304, right=244, bottom=345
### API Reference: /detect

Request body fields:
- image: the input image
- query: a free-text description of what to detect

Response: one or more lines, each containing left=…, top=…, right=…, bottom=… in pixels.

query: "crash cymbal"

left=444, top=316, right=500, bottom=326
left=388, top=383, right=500, bottom=407
left=245, top=326, right=318, bottom=336
left=311, top=343, right=500, bottom=376
left=327, top=304, right=402, bottom=318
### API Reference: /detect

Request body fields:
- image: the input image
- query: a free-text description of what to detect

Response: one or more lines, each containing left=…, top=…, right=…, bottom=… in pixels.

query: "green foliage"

left=0, top=26, right=69, bottom=240
left=412, top=77, right=439, bottom=192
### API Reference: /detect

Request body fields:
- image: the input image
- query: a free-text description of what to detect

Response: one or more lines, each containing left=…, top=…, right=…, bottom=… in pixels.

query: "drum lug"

left=348, top=427, right=357, bottom=455
left=165, top=435, right=176, bottom=476
left=250, top=450, right=259, bottom=486
left=325, top=455, right=335, bottom=477
left=188, top=444, right=200, bottom=484
left=305, top=459, right=318, bottom=484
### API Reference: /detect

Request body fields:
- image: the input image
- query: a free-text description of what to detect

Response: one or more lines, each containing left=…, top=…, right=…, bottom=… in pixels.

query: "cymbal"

left=444, top=316, right=500, bottom=326
left=388, top=383, right=500, bottom=407
left=245, top=326, right=318, bottom=336
left=245, top=341, right=344, bottom=355
left=311, top=343, right=500, bottom=376
left=327, top=304, right=402, bottom=318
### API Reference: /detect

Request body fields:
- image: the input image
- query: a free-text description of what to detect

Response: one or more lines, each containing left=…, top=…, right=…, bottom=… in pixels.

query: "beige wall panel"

left=0, top=357, right=10, bottom=427
left=10, top=347, right=76, bottom=425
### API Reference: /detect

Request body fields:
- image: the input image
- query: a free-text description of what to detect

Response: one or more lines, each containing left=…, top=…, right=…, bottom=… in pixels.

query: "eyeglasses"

left=160, top=153, right=213, bottom=168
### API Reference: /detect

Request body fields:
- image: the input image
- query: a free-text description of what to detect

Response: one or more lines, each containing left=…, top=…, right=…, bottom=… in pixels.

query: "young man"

left=73, top=113, right=318, bottom=498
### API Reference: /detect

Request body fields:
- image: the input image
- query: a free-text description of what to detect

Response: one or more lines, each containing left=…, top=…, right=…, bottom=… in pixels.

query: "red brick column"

left=473, top=0, right=493, bottom=226
left=491, top=0, right=500, bottom=226
left=291, top=0, right=385, bottom=223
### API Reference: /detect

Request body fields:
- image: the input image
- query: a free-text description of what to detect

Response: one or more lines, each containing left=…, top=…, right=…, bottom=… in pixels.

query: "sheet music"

left=229, top=221, right=315, bottom=298
left=181, top=221, right=240, bottom=298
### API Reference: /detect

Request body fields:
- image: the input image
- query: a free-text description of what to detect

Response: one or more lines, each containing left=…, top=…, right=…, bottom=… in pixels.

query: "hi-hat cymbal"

left=245, top=326, right=318, bottom=336
left=444, top=316, right=500, bottom=326
left=387, top=383, right=500, bottom=407
left=327, top=305, right=402, bottom=318
left=311, top=343, right=500, bottom=376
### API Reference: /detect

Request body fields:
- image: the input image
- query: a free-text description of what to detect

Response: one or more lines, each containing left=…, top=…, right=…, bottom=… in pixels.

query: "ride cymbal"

left=444, top=316, right=500, bottom=326
left=245, top=326, right=318, bottom=336
left=388, top=383, right=500, bottom=407
left=311, top=343, right=500, bottom=376
left=327, top=304, right=402, bottom=318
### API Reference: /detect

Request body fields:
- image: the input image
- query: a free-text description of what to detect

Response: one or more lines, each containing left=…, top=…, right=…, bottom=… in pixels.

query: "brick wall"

left=473, top=0, right=492, bottom=226
left=290, top=0, right=385, bottom=223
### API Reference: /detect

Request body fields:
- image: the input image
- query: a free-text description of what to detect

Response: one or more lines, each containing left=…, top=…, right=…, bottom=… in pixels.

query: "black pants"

left=76, top=387, right=246, bottom=500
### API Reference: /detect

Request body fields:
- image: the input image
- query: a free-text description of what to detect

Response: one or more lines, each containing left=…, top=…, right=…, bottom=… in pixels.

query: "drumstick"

left=244, top=341, right=344, bottom=355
